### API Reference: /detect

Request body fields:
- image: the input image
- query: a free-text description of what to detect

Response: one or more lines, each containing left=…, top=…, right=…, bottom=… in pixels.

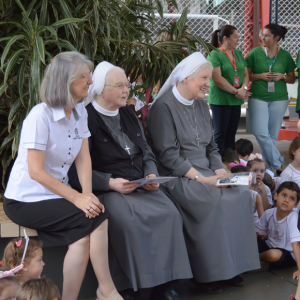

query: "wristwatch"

left=283, top=74, right=287, bottom=81
left=193, top=172, right=202, bottom=181
left=243, top=86, right=248, bottom=90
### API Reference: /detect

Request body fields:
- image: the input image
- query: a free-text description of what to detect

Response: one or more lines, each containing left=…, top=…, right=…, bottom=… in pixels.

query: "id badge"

left=233, top=76, right=240, bottom=88
left=268, top=81, right=275, bottom=92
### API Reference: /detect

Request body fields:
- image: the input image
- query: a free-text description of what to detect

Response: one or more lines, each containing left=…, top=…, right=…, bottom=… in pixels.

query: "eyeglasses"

left=80, top=72, right=93, bottom=82
left=105, top=82, right=132, bottom=90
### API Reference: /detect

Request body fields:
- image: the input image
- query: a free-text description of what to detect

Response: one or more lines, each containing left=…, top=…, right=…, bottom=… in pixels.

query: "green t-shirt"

left=207, top=48, right=247, bottom=106
left=296, top=50, right=300, bottom=112
left=246, top=46, right=296, bottom=102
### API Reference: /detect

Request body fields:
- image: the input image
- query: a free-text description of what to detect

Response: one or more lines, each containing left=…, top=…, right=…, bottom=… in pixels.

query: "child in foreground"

left=255, top=182, right=300, bottom=278
left=16, top=277, right=61, bottom=300
left=2, top=239, right=44, bottom=286
left=0, top=269, right=19, bottom=300
left=234, top=138, right=253, bottom=165
left=281, top=136, right=300, bottom=187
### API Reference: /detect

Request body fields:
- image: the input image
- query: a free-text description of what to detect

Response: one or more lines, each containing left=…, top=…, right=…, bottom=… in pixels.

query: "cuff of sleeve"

left=255, top=227, right=267, bottom=234
left=210, top=161, right=225, bottom=171
left=291, top=237, right=300, bottom=244
left=173, top=159, right=193, bottom=177
left=83, top=132, right=91, bottom=139
left=92, top=171, right=111, bottom=192
left=24, top=143, right=47, bottom=151
left=144, top=162, right=159, bottom=177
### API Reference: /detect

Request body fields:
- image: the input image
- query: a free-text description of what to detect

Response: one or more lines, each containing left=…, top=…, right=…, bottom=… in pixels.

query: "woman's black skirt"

left=3, top=197, right=108, bottom=247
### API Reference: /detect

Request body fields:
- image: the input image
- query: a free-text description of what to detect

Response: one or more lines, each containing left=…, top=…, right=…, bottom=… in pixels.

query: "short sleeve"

left=237, top=50, right=247, bottom=67
left=297, top=50, right=300, bottom=70
left=289, top=213, right=300, bottom=244
left=285, top=51, right=296, bottom=73
left=82, top=106, right=91, bottom=139
left=207, top=50, right=222, bottom=68
left=22, top=111, right=49, bottom=151
left=246, top=49, right=255, bottom=70
left=255, top=211, right=268, bottom=234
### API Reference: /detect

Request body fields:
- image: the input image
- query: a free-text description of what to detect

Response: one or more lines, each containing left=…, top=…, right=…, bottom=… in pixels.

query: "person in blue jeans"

left=246, top=23, right=296, bottom=174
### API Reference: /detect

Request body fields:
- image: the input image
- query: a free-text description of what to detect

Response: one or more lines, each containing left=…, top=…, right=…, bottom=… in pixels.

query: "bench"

left=278, top=118, right=299, bottom=141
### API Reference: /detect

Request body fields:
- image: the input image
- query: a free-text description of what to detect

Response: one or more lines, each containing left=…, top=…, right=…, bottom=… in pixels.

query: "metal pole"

left=275, top=0, right=278, bottom=23
left=269, top=0, right=272, bottom=23
left=253, top=0, right=260, bottom=48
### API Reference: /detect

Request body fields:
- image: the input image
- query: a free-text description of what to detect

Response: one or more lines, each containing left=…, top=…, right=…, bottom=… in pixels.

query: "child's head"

left=262, top=172, right=273, bottom=190
left=222, top=148, right=239, bottom=169
left=234, top=138, right=253, bottom=159
left=16, top=278, right=61, bottom=300
left=288, top=136, right=300, bottom=161
left=275, top=181, right=300, bottom=212
left=3, top=239, right=44, bottom=282
left=0, top=270, right=19, bottom=300
left=230, top=165, right=250, bottom=173
left=247, top=158, right=267, bottom=183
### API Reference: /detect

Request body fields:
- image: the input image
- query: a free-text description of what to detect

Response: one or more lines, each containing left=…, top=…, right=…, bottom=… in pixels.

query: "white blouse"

left=5, top=102, right=91, bottom=202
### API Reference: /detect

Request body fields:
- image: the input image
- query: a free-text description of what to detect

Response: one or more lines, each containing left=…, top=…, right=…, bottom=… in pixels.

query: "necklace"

left=100, top=115, right=131, bottom=155
left=181, top=103, right=200, bottom=146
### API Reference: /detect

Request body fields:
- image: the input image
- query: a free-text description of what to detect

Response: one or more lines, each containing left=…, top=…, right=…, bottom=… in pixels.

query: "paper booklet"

left=124, top=177, right=177, bottom=187
left=216, top=172, right=256, bottom=186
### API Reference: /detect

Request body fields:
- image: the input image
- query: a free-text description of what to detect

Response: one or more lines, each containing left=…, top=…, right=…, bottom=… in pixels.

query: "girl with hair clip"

left=2, top=238, right=44, bottom=286
left=207, top=25, right=251, bottom=154
left=246, top=24, right=296, bottom=174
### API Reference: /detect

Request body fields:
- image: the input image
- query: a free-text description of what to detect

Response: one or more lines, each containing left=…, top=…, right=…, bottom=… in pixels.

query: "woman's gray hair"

left=189, top=62, right=213, bottom=79
left=40, top=51, right=94, bottom=108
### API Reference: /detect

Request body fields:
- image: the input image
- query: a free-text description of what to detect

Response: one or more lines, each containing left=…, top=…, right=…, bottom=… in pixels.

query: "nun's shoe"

left=223, top=275, right=245, bottom=286
left=190, top=279, right=223, bottom=294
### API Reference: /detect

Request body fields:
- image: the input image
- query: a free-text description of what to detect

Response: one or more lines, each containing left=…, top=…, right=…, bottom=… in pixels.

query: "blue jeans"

left=248, top=98, right=289, bottom=170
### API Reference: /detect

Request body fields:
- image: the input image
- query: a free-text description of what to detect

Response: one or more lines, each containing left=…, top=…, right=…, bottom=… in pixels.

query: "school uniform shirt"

left=246, top=47, right=296, bottom=102
left=250, top=190, right=259, bottom=225
left=280, top=164, right=300, bottom=187
left=4, top=102, right=90, bottom=202
left=207, top=49, right=247, bottom=106
left=255, top=208, right=300, bottom=260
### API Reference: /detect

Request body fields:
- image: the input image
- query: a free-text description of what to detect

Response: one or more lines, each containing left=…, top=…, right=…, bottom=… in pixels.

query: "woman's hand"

left=143, top=174, right=159, bottom=191
left=109, top=178, right=139, bottom=194
left=73, top=193, right=105, bottom=219
left=271, top=72, right=284, bottom=82
left=198, top=174, right=223, bottom=186
left=235, top=88, right=246, bottom=99
left=260, top=72, right=273, bottom=81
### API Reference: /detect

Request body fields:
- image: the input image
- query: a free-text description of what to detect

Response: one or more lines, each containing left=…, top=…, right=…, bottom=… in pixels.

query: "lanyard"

left=265, top=47, right=279, bottom=72
left=220, top=46, right=237, bottom=73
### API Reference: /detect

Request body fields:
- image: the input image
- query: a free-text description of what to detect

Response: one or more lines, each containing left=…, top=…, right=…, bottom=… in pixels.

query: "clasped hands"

left=261, top=72, right=283, bottom=82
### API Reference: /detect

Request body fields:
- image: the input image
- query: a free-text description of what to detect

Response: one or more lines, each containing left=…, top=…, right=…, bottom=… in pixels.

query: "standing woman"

left=246, top=24, right=296, bottom=173
left=3, top=52, right=123, bottom=300
left=207, top=25, right=250, bottom=154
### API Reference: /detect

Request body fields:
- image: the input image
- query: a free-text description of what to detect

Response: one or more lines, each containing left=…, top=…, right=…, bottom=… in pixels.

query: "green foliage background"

left=0, top=0, right=211, bottom=187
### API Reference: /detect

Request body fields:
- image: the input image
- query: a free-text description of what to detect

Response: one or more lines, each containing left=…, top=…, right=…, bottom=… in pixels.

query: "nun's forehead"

left=105, top=68, right=126, bottom=84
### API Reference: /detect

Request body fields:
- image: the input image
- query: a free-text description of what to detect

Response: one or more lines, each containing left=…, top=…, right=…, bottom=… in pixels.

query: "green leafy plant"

left=0, top=0, right=212, bottom=187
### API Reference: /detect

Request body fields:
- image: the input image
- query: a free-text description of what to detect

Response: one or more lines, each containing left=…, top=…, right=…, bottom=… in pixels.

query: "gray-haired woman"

left=3, top=52, right=123, bottom=300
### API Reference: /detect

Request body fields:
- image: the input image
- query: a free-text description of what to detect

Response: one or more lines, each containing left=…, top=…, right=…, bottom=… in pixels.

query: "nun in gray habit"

left=146, top=52, right=260, bottom=293
left=68, top=62, right=192, bottom=300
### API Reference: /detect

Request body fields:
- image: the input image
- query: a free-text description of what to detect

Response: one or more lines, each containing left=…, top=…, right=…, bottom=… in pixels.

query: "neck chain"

left=100, top=115, right=131, bottom=155
left=181, top=103, right=200, bottom=146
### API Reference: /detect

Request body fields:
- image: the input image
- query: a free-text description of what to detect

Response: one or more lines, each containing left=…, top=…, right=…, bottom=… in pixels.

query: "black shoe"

left=223, top=275, right=245, bottom=286
left=190, top=278, right=223, bottom=294
left=150, top=288, right=180, bottom=300
left=119, top=289, right=134, bottom=300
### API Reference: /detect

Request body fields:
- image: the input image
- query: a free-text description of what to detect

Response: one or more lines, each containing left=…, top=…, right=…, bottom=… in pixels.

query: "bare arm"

left=293, top=242, right=300, bottom=279
left=256, top=193, right=265, bottom=218
left=211, top=67, right=237, bottom=94
left=185, top=167, right=222, bottom=186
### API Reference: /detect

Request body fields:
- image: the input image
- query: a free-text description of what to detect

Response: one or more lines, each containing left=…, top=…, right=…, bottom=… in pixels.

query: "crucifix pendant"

left=125, top=145, right=130, bottom=155
left=195, top=136, right=200, bottom=146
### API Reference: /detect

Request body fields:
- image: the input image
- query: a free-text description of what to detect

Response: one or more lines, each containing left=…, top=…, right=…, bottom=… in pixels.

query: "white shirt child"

left=250, top=190, right=259, bottom=225
left=281, top=164, right=300, bottom=187
left=255, top=208, right=300, bottom=260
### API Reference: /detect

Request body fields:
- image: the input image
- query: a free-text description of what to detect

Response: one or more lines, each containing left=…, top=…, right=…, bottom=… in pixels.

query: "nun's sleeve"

left=147, top=101, right=192, bottom=177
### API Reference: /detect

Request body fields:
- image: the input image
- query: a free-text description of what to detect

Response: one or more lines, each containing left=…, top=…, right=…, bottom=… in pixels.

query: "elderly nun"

left=3, top=52, right=122, bottom=300
left=68, top=62, right=192, bottom=300
left=146, top=52, right=260, bottom=294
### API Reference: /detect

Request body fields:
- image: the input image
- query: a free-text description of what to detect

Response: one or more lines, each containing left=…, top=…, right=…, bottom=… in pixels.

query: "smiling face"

left=261, top=28, right=278, bottom=47
left=275, top=188, right=298, bottom=212
left=70, top=64, right=93, bottom=103
left=101, top=70, right=130, bottom=110
left=223, top=29, right=239, bottom=49
left=249, top=162, right=266, bottom=183
left=22, top=248, right=45, bottom=282
left=182, top=67, right=212, bottom=100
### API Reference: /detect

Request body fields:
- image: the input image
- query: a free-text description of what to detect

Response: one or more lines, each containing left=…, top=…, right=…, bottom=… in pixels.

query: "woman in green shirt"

left=246, top=24, right=295, bottom=173
left=207, top=25, right=250, bottom=154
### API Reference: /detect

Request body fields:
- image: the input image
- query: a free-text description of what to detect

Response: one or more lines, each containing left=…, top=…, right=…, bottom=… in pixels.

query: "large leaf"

left=35, top=36, right=45, bottom=63
left=51, top=18, right=82, bottom=27
left=1, top=35, right=26, bottom=67
left=3, top=49, right=25, bottom=85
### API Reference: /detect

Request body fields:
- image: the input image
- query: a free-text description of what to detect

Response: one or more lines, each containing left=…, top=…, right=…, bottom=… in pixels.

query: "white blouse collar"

left=92, top=100, right=119, bottom=116
left=172, top=85, right=194, bottom=106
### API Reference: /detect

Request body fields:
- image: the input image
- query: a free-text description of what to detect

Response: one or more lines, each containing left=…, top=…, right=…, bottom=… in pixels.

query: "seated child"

left=222, top=148, right=245, bottom=172
left=255, top=181, right=300, bottom=276
left=263, top=172, right=281, bottom=205
left=248, top=158, right=273, bottom=209
left=281, top=136, right=300, bottom=187
left=16, top=277, right=61, bottom=300
left=231, top=166, right=264, bottom=224
left=0, top=269, right=19, bottom=300
left=2, top=239, right=44, bottom=286
left=234, top=138, right=253, bottom=165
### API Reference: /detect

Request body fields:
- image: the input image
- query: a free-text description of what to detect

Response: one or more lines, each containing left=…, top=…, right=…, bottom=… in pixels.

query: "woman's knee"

left=69, top=235, right=90, bottom=251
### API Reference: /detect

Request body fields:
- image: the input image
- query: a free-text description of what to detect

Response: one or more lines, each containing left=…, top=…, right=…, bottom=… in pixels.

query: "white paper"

left=123, top=177, right=176, bottom=187
left=216, top=172, right=255, bottom=186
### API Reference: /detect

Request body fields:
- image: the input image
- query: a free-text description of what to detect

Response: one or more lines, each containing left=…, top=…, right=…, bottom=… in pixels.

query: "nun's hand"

left=109, top=178, right=139, bottom=194
left=143, top=174, right=159, bottom=191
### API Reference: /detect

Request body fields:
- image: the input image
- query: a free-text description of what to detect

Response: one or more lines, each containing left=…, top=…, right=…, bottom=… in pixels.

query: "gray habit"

left=92, top=111, right=192, bottom=291
left=146, top=89, right=260, bottom=283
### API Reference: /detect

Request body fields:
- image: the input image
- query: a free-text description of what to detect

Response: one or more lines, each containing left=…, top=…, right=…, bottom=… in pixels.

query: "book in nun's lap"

left=124, top=177, right=177, bottom=187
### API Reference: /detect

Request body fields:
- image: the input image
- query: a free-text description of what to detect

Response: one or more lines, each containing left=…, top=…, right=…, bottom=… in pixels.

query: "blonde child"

left=281, top=136, right=300, bottom=187
left=0, top=270, right=19, bottom=300
left=248, top=158, right=273, bottom=210
left=2, top=239, right=44, bottom=286
left=16, top=278, right=61, bottom=300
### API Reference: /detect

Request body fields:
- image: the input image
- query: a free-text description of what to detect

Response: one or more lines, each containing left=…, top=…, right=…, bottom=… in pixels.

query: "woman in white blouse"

left=4, top=52, right=123, bottom=300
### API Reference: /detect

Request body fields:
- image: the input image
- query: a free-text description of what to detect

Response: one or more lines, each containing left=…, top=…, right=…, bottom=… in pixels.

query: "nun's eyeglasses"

left=105, top=82, right=132, bottom=90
